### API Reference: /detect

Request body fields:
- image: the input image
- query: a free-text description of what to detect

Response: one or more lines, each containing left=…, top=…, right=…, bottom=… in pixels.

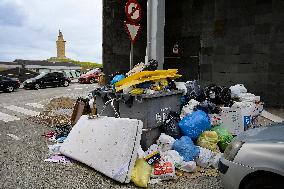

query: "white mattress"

left=60, top=115, right=143, bottom=183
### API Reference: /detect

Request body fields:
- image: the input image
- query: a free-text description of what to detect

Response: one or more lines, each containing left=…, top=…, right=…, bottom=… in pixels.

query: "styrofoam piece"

left=261, top=110, right=284, bottom=123
left=60, top=115, right=143, bottom=183
left=216, top=101, right=264, bottom=135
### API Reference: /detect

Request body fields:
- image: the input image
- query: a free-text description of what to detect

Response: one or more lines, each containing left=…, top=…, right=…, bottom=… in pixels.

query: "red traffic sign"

left=125, top=0, right=142, bottom=23
left=124, top=21, right=142, bottom=44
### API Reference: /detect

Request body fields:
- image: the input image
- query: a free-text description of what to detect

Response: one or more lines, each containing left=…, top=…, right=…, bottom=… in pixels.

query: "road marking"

left=74, top=87, right=83, bottom=90
left=4, top=105, right=40, bottom=116
left=0, top=112, right=20, bottom=122
left=7, top=134, right=20, bottom=140
left=26, top=103, right=44, bottom=109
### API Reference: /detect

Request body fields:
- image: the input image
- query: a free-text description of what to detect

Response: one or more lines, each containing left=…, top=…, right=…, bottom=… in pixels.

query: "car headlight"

left=224, top=141, right=244, bottom=161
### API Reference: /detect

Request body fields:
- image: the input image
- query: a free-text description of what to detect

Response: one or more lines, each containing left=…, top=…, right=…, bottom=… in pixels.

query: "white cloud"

left=0, top=0, right=102, bottom=63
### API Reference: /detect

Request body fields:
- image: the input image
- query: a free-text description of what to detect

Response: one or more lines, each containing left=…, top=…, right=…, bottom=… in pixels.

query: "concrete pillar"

left=146, top=0, right=165, bottom=69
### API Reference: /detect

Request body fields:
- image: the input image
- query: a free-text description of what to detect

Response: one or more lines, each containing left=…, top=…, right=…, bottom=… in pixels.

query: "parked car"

left=0, top=75, right=20, bottom=92
left=218, top=124, right=284, bottom=189
left=78, top=68, right=102, bottom=84
left=23, top=72, right=71, bottom=89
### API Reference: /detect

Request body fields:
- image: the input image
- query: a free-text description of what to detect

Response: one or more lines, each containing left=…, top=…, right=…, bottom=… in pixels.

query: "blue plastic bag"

left=178, top=110, right=211, bottom=140
left=173, top=136, right=200, bottom=162
left=111, top=74, right=125, bottom=85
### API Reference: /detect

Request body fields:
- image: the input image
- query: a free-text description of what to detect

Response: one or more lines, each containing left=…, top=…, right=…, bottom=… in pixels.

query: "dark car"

left=23, top=72, right=71, bottom=89
left=0, top=75, right=21, bottom=92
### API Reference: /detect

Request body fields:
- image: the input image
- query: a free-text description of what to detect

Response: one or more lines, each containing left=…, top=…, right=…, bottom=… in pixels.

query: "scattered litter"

left=162, top=112, right=182, bottom=139
left=131, top=158, right=152, bottom=188
left=144, top=144, right=161, bottom=165
left=211, top=126, right=233, bottom=151
left=7, top=134, right=20, bottom=141
left=48, top=144, right=62, bottom=155
left=196, top=131, right=219, bottom=152
left=180, top=99, right=200, bottom=119
left=44, top=155, right=72, bottom=164
left=151, top=158, right=176, bottom=180
left=156, top=133, right=175, bottom=152
left=177, top=161, right=197, bottom=173
left=179, top=110, right=211, bottom=140
left=173, top=136, right=200, bottom=162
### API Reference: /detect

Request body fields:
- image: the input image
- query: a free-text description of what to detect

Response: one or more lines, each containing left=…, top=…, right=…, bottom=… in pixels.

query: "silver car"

left=219, top=124, right=284, bottom=189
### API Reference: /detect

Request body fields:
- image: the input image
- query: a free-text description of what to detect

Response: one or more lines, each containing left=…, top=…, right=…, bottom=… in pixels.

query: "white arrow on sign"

left=124, top=21, right=142, bottom=44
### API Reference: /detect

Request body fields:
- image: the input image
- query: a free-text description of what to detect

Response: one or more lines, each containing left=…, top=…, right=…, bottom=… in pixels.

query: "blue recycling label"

left=244, top=116, right=251, bottom=130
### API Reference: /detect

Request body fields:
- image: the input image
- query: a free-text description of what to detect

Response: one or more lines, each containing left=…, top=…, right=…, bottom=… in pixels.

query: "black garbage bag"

left=162, top=111, right=182, bottom=139
left=204, top=84, right=232, bottom=106
left=195, top=100, right=221, bottom=114
left=204, top=84, right=223, bottom=104
left=185, top=80, right=206, bottom=102
left=144, top=59, right=158, bottom=71
left=220, top=87, right=233, bottom=106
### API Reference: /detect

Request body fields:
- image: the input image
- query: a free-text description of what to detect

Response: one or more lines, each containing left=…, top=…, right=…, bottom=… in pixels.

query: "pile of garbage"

left=130, top=110, right=227, bottom=187
left=96, top=59, right=181, bottom=95
left=28, top=97, right=76, bottom=126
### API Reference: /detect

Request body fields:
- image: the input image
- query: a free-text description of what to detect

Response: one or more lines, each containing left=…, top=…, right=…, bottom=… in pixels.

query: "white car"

left=219, top=124, right=284, bottom=189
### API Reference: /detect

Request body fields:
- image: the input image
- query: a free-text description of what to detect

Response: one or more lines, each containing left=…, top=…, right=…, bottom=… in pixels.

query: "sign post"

left=124, top=0, right=142, bottom=70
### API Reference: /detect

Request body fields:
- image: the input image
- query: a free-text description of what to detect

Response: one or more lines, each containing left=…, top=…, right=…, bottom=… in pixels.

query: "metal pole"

left=130, top=43, right=134, bottom=69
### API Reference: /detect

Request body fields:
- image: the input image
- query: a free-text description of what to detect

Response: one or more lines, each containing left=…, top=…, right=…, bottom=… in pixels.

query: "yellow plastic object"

left=196, top=131, right=219, bottom=152
left=129, top=88, right=144, bottom=95
left=131, top=158, right=152, bottom=188
left=151, top=78, right=169, bottom=91
left=115, top=69, right=181, bottom=92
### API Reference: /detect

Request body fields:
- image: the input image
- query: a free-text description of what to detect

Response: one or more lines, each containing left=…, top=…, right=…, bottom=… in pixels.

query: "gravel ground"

left=0, top=119, right=222, bottom=189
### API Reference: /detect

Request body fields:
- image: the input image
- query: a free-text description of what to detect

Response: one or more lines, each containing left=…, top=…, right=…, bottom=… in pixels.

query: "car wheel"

left=243, top=175, right=282, bottom=189
left=6, top=86, right=14, bottom=92
left=34, top=84, right=40, bottom=90
left=90, top=79, right=95, bottom=84
left=63, top=80, right=69, bottom=87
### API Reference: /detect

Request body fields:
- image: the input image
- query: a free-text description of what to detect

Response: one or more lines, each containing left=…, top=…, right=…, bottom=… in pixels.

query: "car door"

left=0, top=76, right=6, bottom=91
left=54, top=72, right=64, bottom=86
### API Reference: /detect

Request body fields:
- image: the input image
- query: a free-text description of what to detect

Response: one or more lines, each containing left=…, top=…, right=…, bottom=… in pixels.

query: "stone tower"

left=56, top=30, right=66, bottom=59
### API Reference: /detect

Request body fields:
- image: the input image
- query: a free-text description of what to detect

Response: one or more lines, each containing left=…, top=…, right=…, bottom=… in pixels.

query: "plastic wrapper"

left=195, top=147, right=215, bottom=168
left=196, top=131, right=219, bottom=151
left=151, top=159, right=176, bottom=180
left=178, top=110, right=211, bottom=140
left=162, top=111, right=182, bottom=139
left=131, top=158, right=152, bottom=188
left=173, top=136, right=200, bottom=162
left=156, top=133, right=176, bottom=152
left=210, top=115, right=222, bottom=127
left=177, top=161, right=197, bottom=173
left=211, top=126, right=234, bottom=151
left=180, top=99, right=200, bottom=119
left=144, top=144, right=161, bottom=165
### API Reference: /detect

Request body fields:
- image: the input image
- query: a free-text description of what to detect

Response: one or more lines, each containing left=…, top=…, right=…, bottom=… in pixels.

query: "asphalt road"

left=0, top=83, right=222, bottom=189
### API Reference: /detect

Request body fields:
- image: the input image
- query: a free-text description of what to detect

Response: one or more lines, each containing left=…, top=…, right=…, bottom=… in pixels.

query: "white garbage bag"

left=229, top=84, right=247, bottom=98
left=156, top=133, right=176, bottom=152
left=180, top=99, right=200, bottom=119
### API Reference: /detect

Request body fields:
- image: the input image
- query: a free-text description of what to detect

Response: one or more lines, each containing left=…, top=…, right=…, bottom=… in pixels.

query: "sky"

left=0, top=0, right=102, bottom=63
